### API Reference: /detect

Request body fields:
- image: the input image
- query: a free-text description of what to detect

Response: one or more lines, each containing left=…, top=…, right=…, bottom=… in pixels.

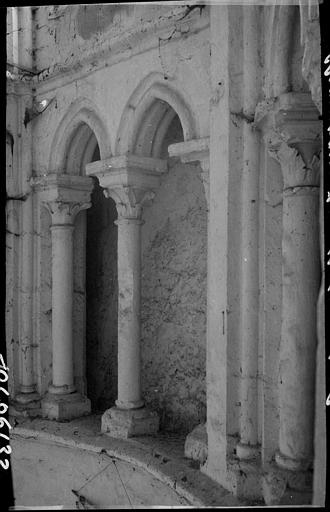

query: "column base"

left=202, top=442, right=313, bottom=505
left=10, top=393, right=41, bottom=418
left=261, top=461, right=313, bottom=505
left=41, top=391, right=91, bottom=421
left=101, top=406, right=159, bottom=439
left=275, top=450, right=311, bottom=471
left=227, top=457, right=263, bottom=501
left=184, top=423, right=208, bottom=465
left=236, top=442, right=260, bottom=461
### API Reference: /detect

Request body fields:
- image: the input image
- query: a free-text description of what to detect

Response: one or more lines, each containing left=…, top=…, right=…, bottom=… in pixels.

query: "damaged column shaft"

left=50, top=221, right=76, bottom=391
left=276, top=144, right=320, bottom=470
left=115, top=214, right=144, bottom=409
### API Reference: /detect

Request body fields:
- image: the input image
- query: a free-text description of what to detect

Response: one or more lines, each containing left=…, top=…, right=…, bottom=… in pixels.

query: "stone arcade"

left=6, top=2, right=325, bottom=508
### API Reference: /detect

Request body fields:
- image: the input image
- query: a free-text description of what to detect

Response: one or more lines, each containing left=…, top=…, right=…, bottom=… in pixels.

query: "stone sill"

left=10, top=414, right=245, bottom=508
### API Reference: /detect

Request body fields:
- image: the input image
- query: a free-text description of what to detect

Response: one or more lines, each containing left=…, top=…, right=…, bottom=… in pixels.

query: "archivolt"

left=48, top=97, right=111, bottom=174
left=115, top=73, right=197, bottom=157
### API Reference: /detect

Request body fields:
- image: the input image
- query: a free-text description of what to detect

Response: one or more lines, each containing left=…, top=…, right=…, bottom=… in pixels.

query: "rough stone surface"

left=141, top=157, right=207, bottom=433
left=41, top=392, right=91, bottom=421
left=184, top=423, right=208, bottom=464
left=101, top=407, right=159, bottom=439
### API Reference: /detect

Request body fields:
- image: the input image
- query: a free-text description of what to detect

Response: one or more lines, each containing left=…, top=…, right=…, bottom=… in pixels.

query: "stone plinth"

left=41, top=392, right=91, bottom=421
left=184, top=423, right=208, bottom=465
left=10, top=393, right=41, bottom=418
left=101, top=406, right=159, bottom=439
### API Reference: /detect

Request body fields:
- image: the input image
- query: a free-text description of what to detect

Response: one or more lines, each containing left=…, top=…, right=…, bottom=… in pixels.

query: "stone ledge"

left=10, top=414, right=247, bottom=508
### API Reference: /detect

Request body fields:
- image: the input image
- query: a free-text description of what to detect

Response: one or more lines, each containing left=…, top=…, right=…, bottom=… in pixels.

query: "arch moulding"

left=48, top=97, right=112, bottom=174
left=115, top=72, right=198, bottom=156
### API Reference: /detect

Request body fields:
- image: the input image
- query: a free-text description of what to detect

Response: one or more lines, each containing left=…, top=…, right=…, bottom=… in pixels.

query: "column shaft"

left=276, top=186, right=320, bottom=468
left=51, top=224, right=75, bottom=392
left=116, top=218, right=143, bottom=409
left=237, top=124, right=260, bottom=458
left=19, top=195, right=35, bottom=393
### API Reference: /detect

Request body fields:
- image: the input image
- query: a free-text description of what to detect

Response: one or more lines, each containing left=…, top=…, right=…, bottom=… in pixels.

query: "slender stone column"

left=16, top=194, right=39, bottom=403
left=48, top=207, right=78, bottom=394
left=112, top=188, right=153, bottom=410
left=267, top=141, right=321, bottom=471
left=86, top=154, right=167, bottom=437
left=33, top=174, right=94, bottom=420
left=236, top=123, right=261, bottom=461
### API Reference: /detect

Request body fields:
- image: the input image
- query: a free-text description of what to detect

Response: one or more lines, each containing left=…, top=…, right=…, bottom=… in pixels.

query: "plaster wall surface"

left=32, top=5, right=209, bottom=74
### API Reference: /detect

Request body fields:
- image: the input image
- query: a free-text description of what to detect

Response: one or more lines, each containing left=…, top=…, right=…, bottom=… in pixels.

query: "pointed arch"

left=49, top=97, right=111, bottom=174
left=115, top=72, right=198, bottom=157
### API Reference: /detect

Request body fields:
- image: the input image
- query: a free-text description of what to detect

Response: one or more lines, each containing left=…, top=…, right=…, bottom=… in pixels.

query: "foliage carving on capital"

left=104, top=185, right=155, bottom=220
left=265, top=131, right=320, bottom=190
left=44, top=200, right=91, bottom=225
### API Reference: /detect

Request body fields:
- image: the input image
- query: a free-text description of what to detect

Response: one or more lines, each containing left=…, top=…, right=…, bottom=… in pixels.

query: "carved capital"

left=31, top=173, right=94, bottom=223
left=44, top=200, right=91, bottom=225
left=104, top=185, right=155, bottom=220
left=265, top=132, right=320, bottom=190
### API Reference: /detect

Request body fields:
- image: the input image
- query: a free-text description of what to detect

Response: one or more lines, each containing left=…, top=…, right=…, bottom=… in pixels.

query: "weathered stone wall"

left=141, top=158, right=207, bottom=433
left=33, top=5, right=209, bottom=75
left=140, top=116, right=207, bottom=432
